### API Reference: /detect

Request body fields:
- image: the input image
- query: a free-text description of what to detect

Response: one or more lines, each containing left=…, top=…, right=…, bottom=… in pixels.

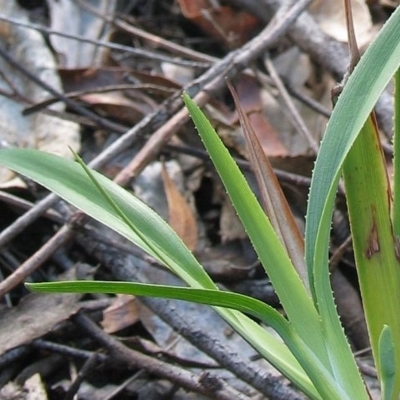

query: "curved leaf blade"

left=182, top=93, right=330, bottom=370
left=305, top=6, right=400, bottom=399
left=27, top=280, right=345, bottom=400
left=306, top=4, right=400, bottom=301
left=0, top=148, right=214, bottom=289
left=0, top=148, right=318, bottom=397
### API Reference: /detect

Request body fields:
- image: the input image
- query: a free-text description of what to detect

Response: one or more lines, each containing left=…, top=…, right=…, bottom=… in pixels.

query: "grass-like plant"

left=1, top=5, right=400, bottom=399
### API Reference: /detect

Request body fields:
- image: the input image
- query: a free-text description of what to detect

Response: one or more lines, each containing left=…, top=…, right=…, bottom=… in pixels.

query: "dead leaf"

left=219, top=197, right=246, bottom=243
left=160, top=62, right=194, bottom=85
left=47, top=0, right=117, bottom=68
left=23, top=374, right=48, bottom=400
left=0, top=381, right=24, bottom=400
left=177, top=0, right=259, bottom=47
left=59, top=67, right=181, bottom=97
left=59, top=67, right=128, bottom=92
left=0, top=2, right=80, bottom=188
left=79, top=91, right=153, bottom=124
left=161, top=163, right=198, bottom=251
left=0, top=291, right=81, bottom=356
left=309, top=0, right=375, bottom=47
left=128, top=69, right=182, bottom=92
left=235, top=75, right=289, bottom=158
left=228, top=80, right=308, bottom=289
left=210, top=75, right=290, bottom=162
left=101, top=294, right=139, bottom=334
left=0, top=264, right=93, bottom=356
left=199, top=242, right=255, bottom=282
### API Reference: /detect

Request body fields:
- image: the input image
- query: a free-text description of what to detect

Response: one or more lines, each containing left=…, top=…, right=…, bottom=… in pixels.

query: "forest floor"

left=0, top=1, right=397, bottom=399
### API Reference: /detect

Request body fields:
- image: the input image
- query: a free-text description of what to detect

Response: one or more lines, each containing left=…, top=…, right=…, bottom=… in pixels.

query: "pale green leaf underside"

left=379, top=325, right=396, bottom=400
left=0, top=148, right=214, bottom=289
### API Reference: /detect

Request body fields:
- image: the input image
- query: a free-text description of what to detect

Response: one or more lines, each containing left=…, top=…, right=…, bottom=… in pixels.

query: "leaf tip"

left=25, top=282, right=35, bottom=292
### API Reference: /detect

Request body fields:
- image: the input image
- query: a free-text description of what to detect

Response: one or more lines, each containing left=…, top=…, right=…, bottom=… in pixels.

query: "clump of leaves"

left=1, top=4, right=400, bottom=399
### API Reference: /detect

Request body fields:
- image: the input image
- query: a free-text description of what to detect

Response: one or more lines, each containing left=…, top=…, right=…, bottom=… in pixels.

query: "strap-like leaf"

left=0, top=148, right=317, bottom=397
left=27, top=280, right=345, bottom=399
left=183, top=93, right=330, bottom=370
left=305, top=5, right=400, bottom=398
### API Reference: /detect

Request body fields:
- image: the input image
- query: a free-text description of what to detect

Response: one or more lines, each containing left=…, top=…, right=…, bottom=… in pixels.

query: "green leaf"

left=393, top=67, right=400, bottom=235
left=0, top=148, right=213, bottom=289
left=305, top=6, right=400, bottom=399
left=379, top=325, right=396, bottom=400
left=182, top=93, right=330, bottom=371
left=343, top=114, right=400, bottom=397
left=0, top=148, right=318, bottom=398
left=26, top=281, right=295, bottom=341
left=227, top=81, right=308, bottom=291
left=307, top=0, right=400, bottom=302
left=27, top=280, right=346, bottom=400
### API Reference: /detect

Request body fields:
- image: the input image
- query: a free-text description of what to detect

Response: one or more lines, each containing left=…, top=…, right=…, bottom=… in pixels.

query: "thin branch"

left=0, top=45, right=127, bottom=134
left=78, top=235, right=304, bottom=400
left=0, top=15, right=210, bottom=69
left=76, top=0, right=218, bottom=63
left=23, top=83, right=176, bottom=116
left=264, top=54, right=319, bottom=154
left=73, top=312, right=253, bottom=400
left=0, top=0, right=310, bottom=294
